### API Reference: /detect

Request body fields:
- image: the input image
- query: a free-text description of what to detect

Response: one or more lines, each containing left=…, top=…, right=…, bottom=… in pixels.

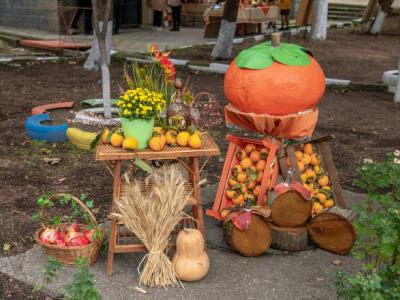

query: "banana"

left=66, top=128, right=98, bottom=150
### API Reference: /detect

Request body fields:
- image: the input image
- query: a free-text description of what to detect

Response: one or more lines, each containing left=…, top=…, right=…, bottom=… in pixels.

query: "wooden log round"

left=224, top=214, right=272, bottom=257
left=270, top=223, right=309, bottom=252
left=270, top=190, right=312, bottom=227
left=307, top=206, right=356, bottom=255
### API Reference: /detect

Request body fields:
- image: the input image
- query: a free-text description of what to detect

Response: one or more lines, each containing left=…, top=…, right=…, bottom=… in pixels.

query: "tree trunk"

left=394, top=59, right=400, bottom=103
left=370, top=0, right=394, bottom=34
left=86, top=0, right=113, bottom=119
left=270, top=224, right=309, bottom=252
left=211, top=0, right=240, bottom=60
left=84, top=21, right=113, bottom=71
left=310, top=0, right=328, bottom=40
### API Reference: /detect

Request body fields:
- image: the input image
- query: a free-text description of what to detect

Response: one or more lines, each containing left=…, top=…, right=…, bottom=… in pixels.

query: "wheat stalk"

left=113, top=165, right=190, bottom=288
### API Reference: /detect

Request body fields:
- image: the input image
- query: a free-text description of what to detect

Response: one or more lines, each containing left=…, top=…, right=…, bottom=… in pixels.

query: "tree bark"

left=310, top=0, right=328, bottom=41
left=394, top=59, right=400, bottom=103
left=211, top=0, right=240, bottom=60
left=370, top=0, right=394, bottom=34
left=84, top=0, right=113, bottom=118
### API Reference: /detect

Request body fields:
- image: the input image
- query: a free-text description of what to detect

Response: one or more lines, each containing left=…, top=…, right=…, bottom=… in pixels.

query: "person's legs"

left=114, top=6, right=121, bottom=34
left=175, top=5, right=181, bottom=30
left=154, top=10, right=163, bottom=28
left=285, top=13, right=289, bottom=29
left=83, top=0, right=92, bottom=34
left=171, top=6, right=178, bottom=30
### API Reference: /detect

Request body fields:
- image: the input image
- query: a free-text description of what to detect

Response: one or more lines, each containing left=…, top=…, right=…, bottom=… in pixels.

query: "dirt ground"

left=0, top=30, right=399, bottom=298
left=175, top=29, right=400, bottom=83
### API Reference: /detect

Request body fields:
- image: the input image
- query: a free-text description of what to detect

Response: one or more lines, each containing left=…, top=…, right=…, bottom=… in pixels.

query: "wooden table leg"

left=189, top=157, right=204, bottom=235
left=107, top=160, right=121, bottom=276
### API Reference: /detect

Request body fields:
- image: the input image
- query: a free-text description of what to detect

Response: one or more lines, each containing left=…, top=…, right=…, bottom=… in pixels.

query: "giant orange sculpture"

left=224, top=34, right=326, bottom=139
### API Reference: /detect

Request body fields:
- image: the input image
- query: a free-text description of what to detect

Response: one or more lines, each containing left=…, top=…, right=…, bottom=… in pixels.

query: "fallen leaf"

left=58, top=177, right=67, bottom=182
left=332, top=259, right=342, bottom=266
left=43, top=157, right=61, bottom=165
left=3, top=243, right=10, bottom=252
left=41, top=148, right=52, bottom=155
left=316, top=277, right=324, bottom=281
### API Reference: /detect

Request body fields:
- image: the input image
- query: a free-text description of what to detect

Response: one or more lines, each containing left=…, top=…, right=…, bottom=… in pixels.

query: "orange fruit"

left=149, top=136, right=165, bottom=151
left=244, top=143, right=256, bottom=154
left=300, top=172, right=308, bottom=183
left=318, top=175, right=329, bottom=187
left=122, top=137, right=138, bottom=150
left=232, top=165, right=243, bottom=176
left=225, top=189, right=236, bottom=199
left=316, top=193, right=326, bottom=203
left=260, top=148, right=269, bottom=160
left=165, top=130, right=178, bottom=145
left=302, top=153, right=311, bottom=165
left=110, top=132, right=124, bottom=147
left=188, top=133, right=202, bottom=149
left=310, top=153, right=320, bottom=165
left=303, top=183, right=311, bottom=192
left=240, top=184, right=248, bottom=194
left=297, top=161, right=305, bottom=172
left=246, top=180, right=256, bottom=190
left=240, top=157, right=253, bottom=170
left=101, top=128, right=110, bottom=144
left=305, top=169, right=316, bottom=180
left=303, top=143, right=313, bottom=155
left=176, top=131, right=190, bottom=147
left=295, top=150, right=303, bottom=160
left=256, top=160, right=266, bottom=171
left=312, top=202, right=324, bottom=216
left=153, top=127, right=165, bottom=135
left=313, top=165, right=322, bottom=174
left=237, top=172, right=248, bottom=183
left=237, top=149, right=247, bottom=160
left=253, top=185, right=261, bottom=196
left=249, top=151, right=261, bottom=163
left=228, top=177, right=238, bottom=187
left=232, top=194, right=245, bottom=206
left=323, top=199, right=334, bottom=208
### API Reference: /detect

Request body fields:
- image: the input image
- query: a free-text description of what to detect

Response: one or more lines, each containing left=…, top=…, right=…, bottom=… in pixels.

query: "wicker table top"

left=95, top=133, right=220, bottom=161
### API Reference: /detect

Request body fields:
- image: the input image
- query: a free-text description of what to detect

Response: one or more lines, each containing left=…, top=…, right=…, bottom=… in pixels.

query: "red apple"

left=80, top=234, right=90, bottom=245
left=66, top=223, right=80, bottom=233
left=65, top=231, right=84, bottom=246
left=56, top=239, right=66, bottom=246
left=39, top=227, right=59, bottom=244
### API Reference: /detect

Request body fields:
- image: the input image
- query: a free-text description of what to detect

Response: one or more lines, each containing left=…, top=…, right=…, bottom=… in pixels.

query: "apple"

left=56, top=239, right=66, bottom=246
left=65, top=231, right=84, bottom=246
left=66, top=223, right=80, bottom=233
left=39, top=227, right=59, bottom=244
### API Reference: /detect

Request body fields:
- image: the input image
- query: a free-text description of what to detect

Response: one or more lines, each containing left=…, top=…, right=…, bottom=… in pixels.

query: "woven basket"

left=34, top=193, right=104, bottom=266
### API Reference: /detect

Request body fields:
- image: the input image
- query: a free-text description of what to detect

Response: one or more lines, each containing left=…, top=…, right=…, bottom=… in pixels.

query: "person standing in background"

left=70, top=0, right=92, bottom=35
left=151, top=0, right=166, bottom=31
left=113, top=0, right=125, bottom=34
left=168, top=0, right=183, bottom=31
left=278, top=0, right=292, bottom=30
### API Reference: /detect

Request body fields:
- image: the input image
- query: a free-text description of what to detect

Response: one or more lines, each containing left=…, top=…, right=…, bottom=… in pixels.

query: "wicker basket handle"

left=47, top=193, right=100, bottom=231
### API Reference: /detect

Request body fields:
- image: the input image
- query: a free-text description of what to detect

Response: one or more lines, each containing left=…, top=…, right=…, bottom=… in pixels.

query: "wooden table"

left=95, top=133, right=220, bottom=276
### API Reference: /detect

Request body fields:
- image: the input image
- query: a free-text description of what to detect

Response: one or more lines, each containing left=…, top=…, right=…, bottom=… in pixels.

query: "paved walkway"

left=0, top=187, right=364, bottom=300
left=0, top=25, right=216, bottom=54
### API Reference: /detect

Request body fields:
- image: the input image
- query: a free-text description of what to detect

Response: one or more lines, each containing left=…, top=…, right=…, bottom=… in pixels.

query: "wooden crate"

left=277, top=135, right=346, bottom=208
left=207, top=134, right=279, bottom=220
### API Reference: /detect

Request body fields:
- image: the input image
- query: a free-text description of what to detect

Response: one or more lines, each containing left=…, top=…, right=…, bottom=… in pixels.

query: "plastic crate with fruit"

left=277, top=135, right=345, bottom=216
left=207, top=134, right=279, bottom=220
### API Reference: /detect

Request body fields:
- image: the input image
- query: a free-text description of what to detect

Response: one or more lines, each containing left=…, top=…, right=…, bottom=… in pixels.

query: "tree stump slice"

left=308, top=206, right=356, bottom=255
left=270, top=224, right=309, bottom=252
left=224, top=214, right=272, bottom=256
left=270, top=190, right=312, bottom=227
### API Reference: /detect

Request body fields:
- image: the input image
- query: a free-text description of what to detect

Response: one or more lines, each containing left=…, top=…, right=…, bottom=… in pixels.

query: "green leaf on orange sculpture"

left=235, top=41, right=311, bottom=69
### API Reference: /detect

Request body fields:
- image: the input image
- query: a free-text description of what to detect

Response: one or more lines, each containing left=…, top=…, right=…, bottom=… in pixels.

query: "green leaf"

left=32, top=212, right=40, bottom=221
left=271, top=45, right=310, bottom=66
left=90, top=131, right=102, bottom=150
left=3, top=243, right=10, bottom=252
left=52, top=215, right=62, bottom=225
left=235, top=41, right=311, bottom=70
left=134, top=158, right=153, bottom=174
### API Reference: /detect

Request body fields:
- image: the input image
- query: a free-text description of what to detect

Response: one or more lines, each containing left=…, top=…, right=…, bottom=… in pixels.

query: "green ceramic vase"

left=120, top=117, right=154, bottom=150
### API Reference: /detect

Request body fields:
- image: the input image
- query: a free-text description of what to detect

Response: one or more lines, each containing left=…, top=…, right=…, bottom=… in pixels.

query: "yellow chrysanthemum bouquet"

left=117, top=88, right=166, bottom=120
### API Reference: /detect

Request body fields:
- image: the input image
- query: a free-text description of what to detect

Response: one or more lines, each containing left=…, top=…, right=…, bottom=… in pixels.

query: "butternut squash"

left=172, top=228, right=209, bottom=281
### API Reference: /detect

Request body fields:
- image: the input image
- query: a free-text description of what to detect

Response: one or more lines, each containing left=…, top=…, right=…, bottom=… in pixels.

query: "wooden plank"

left=318, top=141, right=346, bottom=208
left=114, top=244, right=147, bottom=253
